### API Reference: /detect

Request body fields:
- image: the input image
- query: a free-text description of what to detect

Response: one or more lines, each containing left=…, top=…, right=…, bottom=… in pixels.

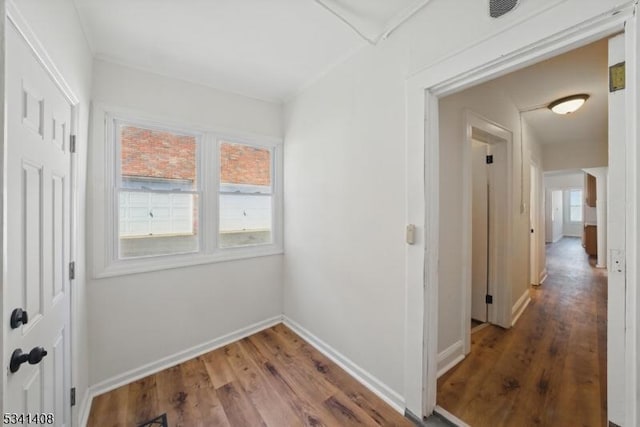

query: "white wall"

left=543, top=141, right=607, bottom=171
left=87, top=60, right=284, bottom=385
left=282, top=0, right=603, bottom=402
left=9, top=1, right=93, bottom=423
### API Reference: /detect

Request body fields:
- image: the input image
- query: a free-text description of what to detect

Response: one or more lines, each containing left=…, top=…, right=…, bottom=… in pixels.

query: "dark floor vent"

left=138, top=414, right=168, bottom=427
left=490, top=0, right=520, bottom=18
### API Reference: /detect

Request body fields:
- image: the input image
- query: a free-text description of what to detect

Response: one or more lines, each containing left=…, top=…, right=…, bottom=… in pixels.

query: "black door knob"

left=10, top=308, right=28, bottom=329
left=10, top=349, right=28, bottom=373
left=9, top=347, right=48, bottom=373
left=28, top=347, right=48, bottom=365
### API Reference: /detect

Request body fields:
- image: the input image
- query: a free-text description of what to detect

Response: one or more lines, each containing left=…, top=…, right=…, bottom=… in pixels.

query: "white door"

left=3, top=22, right=73, bottom=426
left=471, top=140, right=489, bottom=322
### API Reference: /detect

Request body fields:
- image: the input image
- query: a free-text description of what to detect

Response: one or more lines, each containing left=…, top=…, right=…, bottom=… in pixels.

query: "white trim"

left=86, top=315, right=282, bottom=402
left=434, top=405, right=471, bottom=427
left=437, top=340, right=464, bottom=378
left=96, top=248, right=284, bottom=279
left=462, top=111, right=514, bottom=356
left=624, top=9, right=639, bottom=427
left=5, top=1, right=79, bottom=105
left=511, top=291, right=532, bottom=327
left=538, top=268, right=548, bottom=285
left=282, top=316, right=405, bottom=414
left=404, top=1, right=637, bottom=419
left=464, top=111, right=513, bottom=330
left=78, top=389, right=92, bottom=427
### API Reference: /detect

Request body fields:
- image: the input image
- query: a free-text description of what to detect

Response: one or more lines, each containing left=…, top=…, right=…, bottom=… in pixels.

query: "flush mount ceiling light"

left=548, top=94, right=590, bottom=115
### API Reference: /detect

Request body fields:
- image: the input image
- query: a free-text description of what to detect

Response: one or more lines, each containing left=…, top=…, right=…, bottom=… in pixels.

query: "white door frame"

left=403, top=2, right=638, bottom=424
left=529, top=157, right=544, bottom=285
left=462, top=112, right=513, bottom=356
left=3, top=1, right=81, bottom=421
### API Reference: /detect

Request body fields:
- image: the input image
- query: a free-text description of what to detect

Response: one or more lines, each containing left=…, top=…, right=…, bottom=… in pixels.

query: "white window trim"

left=567, top=188, right=583, bottom=224
left=91, top=104, right=283, bottom=278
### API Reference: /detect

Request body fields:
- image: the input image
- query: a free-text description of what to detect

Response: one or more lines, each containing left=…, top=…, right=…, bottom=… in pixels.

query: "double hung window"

left=100, top=114, right=282, bottom=276
left=569, top=189, right=583, bottom=222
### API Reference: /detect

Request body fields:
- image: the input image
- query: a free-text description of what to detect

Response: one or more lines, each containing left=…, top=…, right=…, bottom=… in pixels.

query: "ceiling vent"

left=489, top=0, right=520, bottom=18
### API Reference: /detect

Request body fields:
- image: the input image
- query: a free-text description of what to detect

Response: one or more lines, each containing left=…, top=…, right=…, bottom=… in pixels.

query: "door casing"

left=403, top=2, right=639, bottom=425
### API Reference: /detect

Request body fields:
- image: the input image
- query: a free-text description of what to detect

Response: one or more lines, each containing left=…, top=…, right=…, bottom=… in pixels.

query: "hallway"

left=437, top=237, right=607, bottom=426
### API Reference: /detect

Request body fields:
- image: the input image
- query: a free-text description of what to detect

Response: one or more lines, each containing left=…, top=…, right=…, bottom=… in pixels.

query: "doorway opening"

left=432, top=35, right=615, bottom=426
left=403, top=5, right=637, bottom=426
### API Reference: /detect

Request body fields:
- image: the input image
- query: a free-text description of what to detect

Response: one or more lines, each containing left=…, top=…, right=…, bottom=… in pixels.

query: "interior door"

left=4, top=22, right=73, bottom=425
left=471, top=140, right=489, bottom=322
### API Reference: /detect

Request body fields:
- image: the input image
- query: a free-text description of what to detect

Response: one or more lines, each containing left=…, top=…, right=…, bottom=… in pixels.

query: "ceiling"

left=72, top=0, right=430, bottom=102
left=491, top=38, right=608, bottom=146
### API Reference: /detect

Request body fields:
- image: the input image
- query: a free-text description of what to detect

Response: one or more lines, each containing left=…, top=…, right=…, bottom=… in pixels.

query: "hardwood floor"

left=437, top=237, right=607, bottom=427
left=87, top=324, right=412, bottom=427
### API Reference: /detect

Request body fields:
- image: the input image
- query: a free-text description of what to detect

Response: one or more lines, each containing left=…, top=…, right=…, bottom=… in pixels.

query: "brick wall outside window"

left=220, top=142, right=271, bottom=186
left=121, top=126, right=196, bottom=181
left=120, top=127, right=271, bottom=186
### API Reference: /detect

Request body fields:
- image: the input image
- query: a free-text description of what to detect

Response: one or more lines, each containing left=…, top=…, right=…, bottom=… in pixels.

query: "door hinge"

left=70, top=135, right=76, bottom=153
left=486, top=294, right=494, bottom=304
left=70, top=387, right=76, bottom=407
left=486, top=155, right=494, bottom=164
left=69, top=261, right=75, bottom=280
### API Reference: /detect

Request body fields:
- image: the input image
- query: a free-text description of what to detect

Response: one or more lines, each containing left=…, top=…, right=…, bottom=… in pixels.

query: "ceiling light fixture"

left=548, top=94, right=590, bottom=115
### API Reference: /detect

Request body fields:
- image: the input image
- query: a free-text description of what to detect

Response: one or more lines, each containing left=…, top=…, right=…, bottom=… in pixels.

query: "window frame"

left=95, top=109, right=283, bottom=278
left=568, top=188, right=583, bottom=223
left=114, top=118, right=203, bottom=259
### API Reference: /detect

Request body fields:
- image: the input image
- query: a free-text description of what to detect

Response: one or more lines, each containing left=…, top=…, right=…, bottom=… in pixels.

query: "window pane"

left=570, top=190, right=582, bottom=206
left=219, top=194, right=272, bottom=248
left=120, top=124, right=197, bottom=190
left=570, top=206, right=582, bottom=222
left=218, top=141, right=273, bottom=248
left=220, top=141, right=271, bottom=191
left=118, top=123, right=199, bottom=258
left=119, top=192, right=199, bottom=258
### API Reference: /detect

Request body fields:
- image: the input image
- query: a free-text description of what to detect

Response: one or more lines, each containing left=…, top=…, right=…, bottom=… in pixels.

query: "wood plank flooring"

left=87, top=324, right=412, bottom=427
left=437, top=237, right=607, bottom=426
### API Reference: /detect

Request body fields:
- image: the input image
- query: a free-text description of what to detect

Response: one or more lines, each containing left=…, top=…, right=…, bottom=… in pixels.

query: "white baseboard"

left=538, top=268, right=548, bottom=285
left=437, top=340, right=464, bottom=378
left=82, top=315, right=283, bottom=426
left=562, top=233, right=581, bottom=238
left=282, top=315, right=405, bottom=414
left=435, top=405, right=471, bottom=427
left=512, top=291, right=532, bottom=327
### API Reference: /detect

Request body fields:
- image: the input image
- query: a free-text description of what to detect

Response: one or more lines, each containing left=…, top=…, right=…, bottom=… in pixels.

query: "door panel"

left=471, top=140, right=488, bottom=322
left=4, top=22, right=72, bottom=426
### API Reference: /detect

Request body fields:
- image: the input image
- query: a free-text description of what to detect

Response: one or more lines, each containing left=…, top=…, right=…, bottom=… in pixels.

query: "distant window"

left=569, top=189, right=583, bottom=222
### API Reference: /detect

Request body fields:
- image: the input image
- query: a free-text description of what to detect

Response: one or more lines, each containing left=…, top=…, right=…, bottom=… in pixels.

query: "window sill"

left=94, top=245, right=284, bottom=279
